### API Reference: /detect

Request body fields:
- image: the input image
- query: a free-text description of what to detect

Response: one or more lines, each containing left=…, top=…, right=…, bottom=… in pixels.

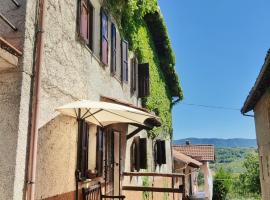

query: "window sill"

left=76, top=35, right=106, bottom=68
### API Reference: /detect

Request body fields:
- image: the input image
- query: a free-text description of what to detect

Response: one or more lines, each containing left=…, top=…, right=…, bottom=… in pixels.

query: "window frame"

left=131, top=57, right=138, bottom=94
left=121, top=40, right=129, bottom=83
left=100, top=9, right=109, bottom=65
left=78, top=0, right=94, bottom=50
left=111, top=23, right=117, bottom=75
left=138, top=63, right=150, bottom=98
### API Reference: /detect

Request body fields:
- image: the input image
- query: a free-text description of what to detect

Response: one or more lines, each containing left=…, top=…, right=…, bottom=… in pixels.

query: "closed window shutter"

left=134, top=136, right=140, bottom=171
left=80, top=0, right=89, bottom=44
left=161, top=140, right=166, bottom=164
left=96, top=127, right=104, bottom=177
left=131, top=57, right=138, bottom=94
left=121, top=40, right=129, bottom=82
left=139, top=138, right=147, bottom=169
left=155, top=140, right=162, bottom=165
left=138, top=63, right=150, bottom=98
left=111, top=24, right=117, bottom=74
left=77, top=119, right=89, bottom=180
left=101, top=9, right=108, bottom=65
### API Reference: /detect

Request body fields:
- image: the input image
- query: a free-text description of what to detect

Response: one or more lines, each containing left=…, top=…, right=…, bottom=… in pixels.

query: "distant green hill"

left=173, top=138, right=257, bottom=148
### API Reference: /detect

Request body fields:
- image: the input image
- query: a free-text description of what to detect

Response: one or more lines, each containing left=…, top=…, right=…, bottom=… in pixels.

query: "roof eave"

left=241, top=50, right=270, bottom=114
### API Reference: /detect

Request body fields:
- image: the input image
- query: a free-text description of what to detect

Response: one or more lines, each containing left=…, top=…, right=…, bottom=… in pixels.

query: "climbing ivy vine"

left=104, top=0, right=183, bottom=138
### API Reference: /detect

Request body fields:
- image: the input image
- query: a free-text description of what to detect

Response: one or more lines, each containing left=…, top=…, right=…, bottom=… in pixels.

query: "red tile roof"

left=173, top=144, right=215, bottom=161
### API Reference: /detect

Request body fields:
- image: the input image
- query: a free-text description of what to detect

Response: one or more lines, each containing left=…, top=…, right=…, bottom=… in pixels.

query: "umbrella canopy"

left=56, top=100, right=161, bottom=128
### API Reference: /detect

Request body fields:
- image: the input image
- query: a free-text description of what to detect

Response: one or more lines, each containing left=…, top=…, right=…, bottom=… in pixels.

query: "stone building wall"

left=254, top=92, right=270, bottom=200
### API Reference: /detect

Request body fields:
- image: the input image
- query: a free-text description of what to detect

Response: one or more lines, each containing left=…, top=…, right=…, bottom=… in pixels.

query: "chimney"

left=186, top=140, right=190, bottom=145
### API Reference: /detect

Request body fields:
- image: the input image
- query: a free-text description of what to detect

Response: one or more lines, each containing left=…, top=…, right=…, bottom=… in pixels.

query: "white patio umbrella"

left=56, top=99, right=160, bottom=127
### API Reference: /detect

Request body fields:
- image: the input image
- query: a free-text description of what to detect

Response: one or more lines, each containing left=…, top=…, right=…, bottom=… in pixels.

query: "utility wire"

left=181, top=102, right=240, bottom=111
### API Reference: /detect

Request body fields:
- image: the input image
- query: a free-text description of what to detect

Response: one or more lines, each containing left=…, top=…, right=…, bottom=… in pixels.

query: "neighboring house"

left=241, top=49, right=270, bottom=200
left=0, top=1, right=183, bottom=200
left=173, top=143, right=215, bottom=200
left=173, top=150, right=202, bottom=200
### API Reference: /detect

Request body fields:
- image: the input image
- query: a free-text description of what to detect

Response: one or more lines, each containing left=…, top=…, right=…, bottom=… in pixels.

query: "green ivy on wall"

left=104, top=0, right=183, bottom=138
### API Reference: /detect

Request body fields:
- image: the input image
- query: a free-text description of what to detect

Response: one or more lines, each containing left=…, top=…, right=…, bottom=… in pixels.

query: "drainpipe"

left=25, top=0, right=46, bottom=199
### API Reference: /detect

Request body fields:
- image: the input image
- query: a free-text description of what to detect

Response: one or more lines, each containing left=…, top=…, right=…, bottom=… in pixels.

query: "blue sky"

left=158, top=0, right=270, bottom=139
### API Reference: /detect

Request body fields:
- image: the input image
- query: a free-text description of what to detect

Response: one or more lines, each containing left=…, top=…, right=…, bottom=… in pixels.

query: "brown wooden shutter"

left=155, top=140, right=162, bottom=165
left=121, top=40, right=129, bottom=82
left=111, top=24, right=117, bottom=74
left=138, top=63, right=150, bottom=98
left=96, top=127, right=104, bottom=177
left=134, top=136, right=140, bottom=171
left=131, top=57, right=138, bottom=94
left=77, top=119, right=89, bottom=180
left=139, top=138, right=147, bottom=169
left=161, top=140, right=166, bottom=164
left=101, top=9, right=108, bottom=65
left=80, top=0, right=90, bottom=44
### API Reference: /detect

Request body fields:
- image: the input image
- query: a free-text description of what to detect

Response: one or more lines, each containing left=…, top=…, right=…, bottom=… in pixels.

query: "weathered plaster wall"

left=0, top=72, right=21, bottom=200
left=254, top=92, right=270, bottom=200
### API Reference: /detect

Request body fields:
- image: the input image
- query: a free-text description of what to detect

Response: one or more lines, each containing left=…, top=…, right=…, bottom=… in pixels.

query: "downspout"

left=25, top=0, right=46, bottom=199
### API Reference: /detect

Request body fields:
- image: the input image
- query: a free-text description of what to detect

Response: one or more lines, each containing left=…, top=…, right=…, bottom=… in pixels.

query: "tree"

left=239, top=153, right=261, bottom=194
left=213, top=167, right=232, bottom=200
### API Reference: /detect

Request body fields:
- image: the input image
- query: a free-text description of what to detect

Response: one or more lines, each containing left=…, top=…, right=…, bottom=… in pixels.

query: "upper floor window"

left=111, top=23, right=117, bottom=74
left=78, top=0, right=94, bottom=50
left=101, top=9, right=108, bottom=65
left=121, top=40, right=129, bottom=82
left=138, top=63, right=150, bottom=98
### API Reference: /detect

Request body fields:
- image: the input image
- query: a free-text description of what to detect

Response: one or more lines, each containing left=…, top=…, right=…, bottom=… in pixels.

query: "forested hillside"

left=173, top=138, right=257, bottom=148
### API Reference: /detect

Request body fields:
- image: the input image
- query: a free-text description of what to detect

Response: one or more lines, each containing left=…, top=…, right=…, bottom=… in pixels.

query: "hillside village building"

left=0, top=0, right=186, bottom=200
left=173, top=144, right=215, bottom=200
left=241, top=49, right=270, bottom=200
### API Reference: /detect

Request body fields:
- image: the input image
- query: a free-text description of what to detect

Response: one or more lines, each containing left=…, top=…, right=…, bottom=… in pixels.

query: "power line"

left=181, top=102, right=240, bottom=111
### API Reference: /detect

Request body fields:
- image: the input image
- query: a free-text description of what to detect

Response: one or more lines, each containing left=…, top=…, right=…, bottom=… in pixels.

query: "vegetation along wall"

left=104, top=0, right=183, bottom=138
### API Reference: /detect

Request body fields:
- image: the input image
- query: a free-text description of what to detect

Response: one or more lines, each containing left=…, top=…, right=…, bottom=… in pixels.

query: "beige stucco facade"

left=253, top=91, right=270, bottom=200
left=0, top=0, right=174, bottom=200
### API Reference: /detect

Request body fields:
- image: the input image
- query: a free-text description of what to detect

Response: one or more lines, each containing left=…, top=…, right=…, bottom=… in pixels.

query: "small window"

left=121, top=40, right=129, bottom=82
left=111, top=24, right=117, bottom=74
left=100, top=9, right=108, bottom=65
left=154, top=140, right=166, bottom=166
left=131, top=57, right=138, bottom=94
left=78, top=0, right=94, bottom=49
left=138, top=63, right=150, bottom=98
left=131, top=136, right=147, bottom=171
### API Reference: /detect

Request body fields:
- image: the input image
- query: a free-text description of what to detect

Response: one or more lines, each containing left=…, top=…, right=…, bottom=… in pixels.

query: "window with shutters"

left=78, top=0, right=94, bottom=50
left=111, top=23, right=117, bottom=75
left=138, top=63, right=150, bottom=98
left=77, top=119, right=89, bottom=180
left=121, top=40, right=129, bottom=83
left=154, top=140, right=166, bottom=166
left=101, top=9, right=108, bottom=65
left=131, top=136, right=147, bottom=171
left=131, top=57, right=138, bottom=94
left=77, top=122, right=104, bottom=181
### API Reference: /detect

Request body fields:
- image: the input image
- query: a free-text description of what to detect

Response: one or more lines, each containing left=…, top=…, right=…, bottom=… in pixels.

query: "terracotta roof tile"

left=173, top=144, right=215, bottom=161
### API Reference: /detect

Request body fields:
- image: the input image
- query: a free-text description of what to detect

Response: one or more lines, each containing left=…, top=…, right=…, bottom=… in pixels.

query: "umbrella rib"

left=81, top=108, right=91, bottom=119
left=83, top=109, right=104, bottom=127
left=105, top=109, right=146, bottom=125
